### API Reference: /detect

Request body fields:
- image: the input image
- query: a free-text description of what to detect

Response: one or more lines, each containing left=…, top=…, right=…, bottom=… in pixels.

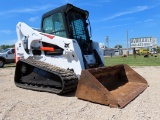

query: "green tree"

left=0, top=44, right=14, bottom=50
left=157, top=46, right=160, bottom=53
left=115, top=44, right=122, bottom=48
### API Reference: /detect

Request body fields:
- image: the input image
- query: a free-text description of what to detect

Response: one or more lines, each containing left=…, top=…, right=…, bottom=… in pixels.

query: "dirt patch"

left=0, top=66, right=160, bottom=120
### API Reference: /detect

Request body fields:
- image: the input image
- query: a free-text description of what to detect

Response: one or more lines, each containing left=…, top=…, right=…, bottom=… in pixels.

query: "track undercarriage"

left=14, top=58, right=78, bottom=94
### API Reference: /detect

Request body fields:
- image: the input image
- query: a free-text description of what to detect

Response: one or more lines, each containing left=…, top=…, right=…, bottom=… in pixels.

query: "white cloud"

left=80, top=0, right=111, bottom=5
left=0, top=30, right=12, bottom=34
left=0, top=5, right=52, bottom=15
left=135, top=21, right=141, bottom=24
left=79, top=3, right=103, bottom=7
left=11, top=5, right=52, bottom=13
left=144, top=19, right=153, bottom=22
left=99, top=0, right=112, bottom=3
left=98, top=6, right=153, bottom=22
left=75, top=0, right=110, bottom=7
left=29, top=16, right=39, bottom=22
left=95, top=23, right=128, bottom=30
left=65, top=0, right=69, bottom=3
left=135, top=18, right=154, bottom=24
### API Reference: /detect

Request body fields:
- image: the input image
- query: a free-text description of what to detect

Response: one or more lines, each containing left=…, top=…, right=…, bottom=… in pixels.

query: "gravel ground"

left=0, top=66, right=160, bottom=120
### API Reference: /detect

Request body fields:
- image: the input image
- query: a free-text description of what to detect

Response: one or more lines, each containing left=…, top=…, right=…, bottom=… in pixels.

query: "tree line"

left=157, top=46, right=160, bottom=53
left=0, top=44, right=15, bottom=50
left=0, top=44, right=160, bottom=53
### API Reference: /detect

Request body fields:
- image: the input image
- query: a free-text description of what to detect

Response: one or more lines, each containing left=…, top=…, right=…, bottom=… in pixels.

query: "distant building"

left=130, top=37, right=158, bottom=49
left=121, top=48, right=133, bottom=55
left=104, top=48, right=135, bottom=56
left=104, top=48, right=123, bottom=56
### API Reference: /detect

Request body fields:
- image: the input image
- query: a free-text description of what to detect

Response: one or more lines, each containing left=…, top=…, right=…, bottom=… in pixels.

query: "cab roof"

left=42, top=4, right=89, bottom=19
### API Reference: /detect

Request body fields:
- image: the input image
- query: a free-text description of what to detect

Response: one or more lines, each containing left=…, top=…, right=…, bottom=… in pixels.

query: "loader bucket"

left=76, top=64, right=148, bottom=108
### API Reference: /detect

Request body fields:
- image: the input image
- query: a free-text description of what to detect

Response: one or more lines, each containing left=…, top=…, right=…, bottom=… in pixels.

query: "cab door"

left=7, top=49, right=15, bottom=63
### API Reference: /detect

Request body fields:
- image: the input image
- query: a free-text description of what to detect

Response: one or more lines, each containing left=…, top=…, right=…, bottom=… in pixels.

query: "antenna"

left=106, top=36, right=109, bottom=48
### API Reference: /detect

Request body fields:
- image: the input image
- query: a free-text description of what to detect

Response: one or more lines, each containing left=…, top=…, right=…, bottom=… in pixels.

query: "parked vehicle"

left=0, top=48, right=15, bottom=68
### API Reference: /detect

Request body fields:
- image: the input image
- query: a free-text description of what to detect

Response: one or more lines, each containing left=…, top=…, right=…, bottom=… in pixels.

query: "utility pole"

left=106, top=36, right=109, bottom=48
left=127, top=30, right=129, bottom=55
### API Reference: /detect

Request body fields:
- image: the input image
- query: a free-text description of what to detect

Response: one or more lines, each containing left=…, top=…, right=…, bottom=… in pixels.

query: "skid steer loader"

left=14, top=4, right=148, bottom=108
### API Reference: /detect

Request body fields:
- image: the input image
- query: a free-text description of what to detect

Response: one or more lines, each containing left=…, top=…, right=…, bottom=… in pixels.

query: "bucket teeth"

left=76, top=64, right=148, bottom=108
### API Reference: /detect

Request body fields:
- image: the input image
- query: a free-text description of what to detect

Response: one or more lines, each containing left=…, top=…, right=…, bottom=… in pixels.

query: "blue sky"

left=0, top=0, right=160, bottom=48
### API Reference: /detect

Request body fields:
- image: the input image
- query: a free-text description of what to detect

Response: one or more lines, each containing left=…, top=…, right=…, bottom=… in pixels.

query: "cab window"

left=43, top=13, right=66, bottom=38
left=11, top=49, right=15, bottom=54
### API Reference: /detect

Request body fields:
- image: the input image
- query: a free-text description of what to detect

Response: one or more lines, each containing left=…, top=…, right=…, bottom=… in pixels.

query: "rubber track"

left=16, top=58, right=78, bottom=94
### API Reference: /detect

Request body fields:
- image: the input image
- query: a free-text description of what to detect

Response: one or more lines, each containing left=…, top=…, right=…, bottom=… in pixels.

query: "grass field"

left=4, top=54, right=160, bottom=68
left=104, top=54, right=160, bottom=66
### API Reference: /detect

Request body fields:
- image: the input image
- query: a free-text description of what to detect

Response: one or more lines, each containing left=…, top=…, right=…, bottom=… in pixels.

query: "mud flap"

left=76, top=64, right=148, bottom=108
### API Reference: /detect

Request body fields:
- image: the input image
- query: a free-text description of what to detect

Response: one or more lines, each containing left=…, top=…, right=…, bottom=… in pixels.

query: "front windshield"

left=0, top=48, right=10, bottom=53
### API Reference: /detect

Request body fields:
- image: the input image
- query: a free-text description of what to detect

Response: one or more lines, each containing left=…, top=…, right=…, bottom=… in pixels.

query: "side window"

left=43, top=13, right=66, bottom=37
left=8, top=49, right=14, bottom=54
left=11, top=49, right=15, bottom=53
left=71, top=19, right=86, bottom=40
left=43, top=16, right=54, bottom=33
left=68, top=12, right=87, bottom=41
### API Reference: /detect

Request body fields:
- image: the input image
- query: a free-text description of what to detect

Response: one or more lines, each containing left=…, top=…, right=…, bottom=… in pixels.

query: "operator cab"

left=41, top=4, right=92, bottom=55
